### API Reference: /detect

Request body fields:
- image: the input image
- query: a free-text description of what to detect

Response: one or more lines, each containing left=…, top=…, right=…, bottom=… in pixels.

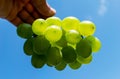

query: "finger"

left=11, top=17, right=23, bottom=26
left=30, top=0, right=56, bottom=17
left=6, top=0, right=28, bottom=21
left=24, top=2, right=47, bottom=19
left=25, top=16, right=35, bottom=24
left=21, top=0, right=30, bottom=4
left=6, top=6, right=17, bottom=21
left=25, top=3, right=34, bottom=13
left=24, top=3, right=41, bottom=19
left=18, top=9, right=34, bottom=24
left=32, top=9, right=48, bottom=19
left=32, top=11, right=41, bottom=19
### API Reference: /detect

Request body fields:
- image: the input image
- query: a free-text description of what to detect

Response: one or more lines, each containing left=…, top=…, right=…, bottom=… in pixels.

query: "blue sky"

left=0, top=0, right=120, bottom=79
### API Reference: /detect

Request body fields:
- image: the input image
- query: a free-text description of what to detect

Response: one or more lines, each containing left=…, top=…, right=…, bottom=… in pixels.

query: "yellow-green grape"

left=17, top=23, right=33, bottom=39
left=46, top=47, right=62, bottom=66
left=33, top=36, right=51, bottom=55
left=79, top=20, right=96, bottom=36
left=23, top=38, right=34, bottom=56
left=31, top=54, right=46, bottom=68
left=32, top=19, right=47, bottom=35
left=62, top=16, right=80, bottom=31
left=46, top=16, right=62, bottom=27
left=76, top=39, right=92, bottom=58
left=61, top=46, right=77, bottom=63
left=44, top=25, right=62, bottom=42
left=55, top=60, right=67, bottom=71
left=85, top=35, right=95, bottom=44
left=85, top=36, right=101, bottom=52
left=92, top=37, right=101, bottom=52
left=77, top=55, right=92, bottom=64
left=65, top=30, right=82, bottom=44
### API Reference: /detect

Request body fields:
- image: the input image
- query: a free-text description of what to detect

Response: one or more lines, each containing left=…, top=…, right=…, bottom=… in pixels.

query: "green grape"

left=17, top=23, right=33, bottom=39
left=78, top=20, right=96, bottom=36
left=23, top=38, right=34, bottom=56
left=46, top=63, right=53, bottom=67
left=67, top=43, right=76, bottom=49
left=76, top=39, right=92, bottom=58
left=44, top=25, right=62, bottom=42
left=65, top=30, right=82, bottom=44
left=85, top=36, right=101, bottom=52
left=85, top=35, right=95, bottom=44
left=61, top=46, right=77, bottom=63
left=33, top=36, right=51, bottom=55
left=46, top=47, right=62, bottom=66
left=46, top=16, right=61, bottom=27
left=56, top=33, right=67, bottom=47
left=32, top=18, right=47, bottom=35
left=69, top=60, right=82, bottom=70
left=31, top=54, right=46, bottom=68
left=62, top=16, right=80, bottom=31
left=55, top=60, right=67, bottom=71
left=77, top=55, right=92, bottom=64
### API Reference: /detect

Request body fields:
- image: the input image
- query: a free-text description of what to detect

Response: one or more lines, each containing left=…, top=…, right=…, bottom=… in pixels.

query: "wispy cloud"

left=98, top=0, right=107, bottom=16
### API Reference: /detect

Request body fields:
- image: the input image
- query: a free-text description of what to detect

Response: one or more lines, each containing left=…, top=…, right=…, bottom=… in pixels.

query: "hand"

left=0, top=0, right=56, bottom=26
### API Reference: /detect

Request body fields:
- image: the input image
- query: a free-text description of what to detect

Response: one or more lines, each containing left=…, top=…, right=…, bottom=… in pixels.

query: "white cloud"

left=98, top=0, right=107, bottom=16
left=85, top=16, right=93, bottom=20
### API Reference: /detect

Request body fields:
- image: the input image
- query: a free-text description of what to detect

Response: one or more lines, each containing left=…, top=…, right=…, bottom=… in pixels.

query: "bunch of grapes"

left=17, top=16, right=101, bottom=71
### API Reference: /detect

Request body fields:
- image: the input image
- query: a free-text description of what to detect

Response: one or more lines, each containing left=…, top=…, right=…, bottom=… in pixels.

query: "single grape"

left=46, top=63, right=53, bottom=67
left=65, top=30, right=82, bottom=44
left=46, top=47, right=62, bottom=66
left=85, top=36, right=101, bottom=52
left=67, top=43, right=76, bottom=49
left=78, top=20, right=96, bottom=36
left=85, top=35, right=95, bottom=44
left=32, top=18, right=47, bottom=35
left=17, top=23, right=33, bottom=39
left=44, top=25, right=62, bottom=42
left=55, top=60, right=67, bottom=71
left=46, top=16, right=62, bottom=27
left=61, top=46, right=77, bottom=63
left=76, top=39, right=92, bottom=58
left=69, top=60, right=82, bottom=70
left=92, top=37, right=101, bottom=52
left=23, top=38, right=34, bottom=56
left=77, top=55, right=92, bottom=64
left=33, top=36, right=51, bottom=55
left=31, top=54, right=46, bottom=68
left=56, top=32, right=67, bottom=47
left=62, top=16, right=80, bottom=31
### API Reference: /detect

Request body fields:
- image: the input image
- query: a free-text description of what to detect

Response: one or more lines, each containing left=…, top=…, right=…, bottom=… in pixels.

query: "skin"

left=0, top=0, right=56, bottom=26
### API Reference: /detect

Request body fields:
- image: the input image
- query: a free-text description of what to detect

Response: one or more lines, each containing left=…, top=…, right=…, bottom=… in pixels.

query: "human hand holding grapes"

left=0, top=0, right=56, bottom=26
